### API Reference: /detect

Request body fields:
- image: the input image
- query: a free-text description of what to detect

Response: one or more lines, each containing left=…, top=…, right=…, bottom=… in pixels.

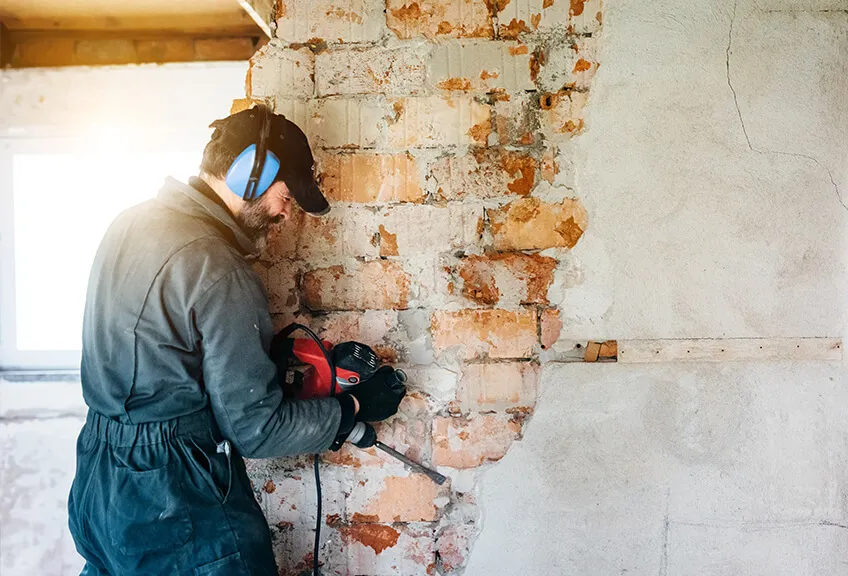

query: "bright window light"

left=12, top=149, right=199, bottom=351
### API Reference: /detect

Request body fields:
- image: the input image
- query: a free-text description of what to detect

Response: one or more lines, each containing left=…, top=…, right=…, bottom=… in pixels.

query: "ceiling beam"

left=1, top=13, right=259, bottom=36
left=0, top=21, right=11, bottom=67
left=7, top=30, right=259, bottom=68
left=235, top=0, right=273, bottom=39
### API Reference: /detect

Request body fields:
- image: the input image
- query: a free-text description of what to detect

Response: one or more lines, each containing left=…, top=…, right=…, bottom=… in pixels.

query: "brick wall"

left=244, top=1, right=604, bottom=573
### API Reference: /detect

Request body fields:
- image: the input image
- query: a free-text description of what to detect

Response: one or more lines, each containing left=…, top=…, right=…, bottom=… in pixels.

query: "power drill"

left=286, top=335, right=446, bottom=485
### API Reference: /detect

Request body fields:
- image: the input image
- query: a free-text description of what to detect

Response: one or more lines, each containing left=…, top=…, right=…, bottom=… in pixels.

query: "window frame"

left=0, top=131, right=84, bottom=371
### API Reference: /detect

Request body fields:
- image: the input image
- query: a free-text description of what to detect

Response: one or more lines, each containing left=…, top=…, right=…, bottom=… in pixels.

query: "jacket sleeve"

left=193, top=266, right=341, bottom=458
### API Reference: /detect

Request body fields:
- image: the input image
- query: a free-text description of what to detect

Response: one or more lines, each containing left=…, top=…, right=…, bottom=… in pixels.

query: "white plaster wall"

left=467, top=362, right=848, bottom=575
left=557, top=0, right=847, bottom=340
left=467, top=0, right=848, bottom=573
left=0, top=380, right=86, bottom=576
left=0, top=62, right=247, bottom=136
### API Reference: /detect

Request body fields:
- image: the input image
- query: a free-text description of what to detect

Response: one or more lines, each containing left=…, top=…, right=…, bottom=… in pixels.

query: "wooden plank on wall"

left=617, top=338, right=843, bottom=363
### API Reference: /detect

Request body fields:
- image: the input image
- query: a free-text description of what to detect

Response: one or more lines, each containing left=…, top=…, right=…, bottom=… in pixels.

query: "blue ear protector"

left=225, top=105, right=281, bottom=200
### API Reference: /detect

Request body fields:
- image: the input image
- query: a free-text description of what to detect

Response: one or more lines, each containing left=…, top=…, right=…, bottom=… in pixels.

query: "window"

left=0, top=134, right=201, bottom=370
left=0, top=63, right=248, bottom=370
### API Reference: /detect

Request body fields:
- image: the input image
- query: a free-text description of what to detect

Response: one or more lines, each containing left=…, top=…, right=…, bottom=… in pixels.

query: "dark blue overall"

left=68, top=178, right=343, bottom=574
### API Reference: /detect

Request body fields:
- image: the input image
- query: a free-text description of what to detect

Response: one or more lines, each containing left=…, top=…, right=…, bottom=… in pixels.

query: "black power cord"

left=276, top=323, right=336, bottom=576
left=312, top=453, right=322, bottom=576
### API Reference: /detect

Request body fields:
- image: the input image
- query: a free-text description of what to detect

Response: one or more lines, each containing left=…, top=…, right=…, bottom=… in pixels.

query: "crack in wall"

left=658, top=488, right=670, bottom=576
left=725, top=0, right=848, bottom=212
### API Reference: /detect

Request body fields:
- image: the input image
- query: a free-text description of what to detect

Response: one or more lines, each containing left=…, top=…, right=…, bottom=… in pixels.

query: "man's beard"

left=236, top=197, right=277, bottom=252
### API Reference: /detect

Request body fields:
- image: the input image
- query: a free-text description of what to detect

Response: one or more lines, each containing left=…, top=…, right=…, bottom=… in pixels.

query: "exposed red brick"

left=457, top=362, right=539, bottom=410
left=303, top=261, right=410, bottom=310
left=541, top=147, right=560, bottom=183
left=500, top=18, right=531, bottom=39
left=484, top=0, right=512, bottom=12
left=264, top=479, right=276, bottom=493
left=539, top=90, right=588, bottom=137
left=543, top=0, right=555, bottom=7
left=379, top=225, right=400, bottom=257
left=540, top=308, right=563, bottom=349
left=326, top=513, right=343, bottom=526
left=325, top=6, right=364, bottom=23
left=570, top=0, right=586, bottom=16
left=350, top=475, right=446, bottom=522
left=509, top=44, right=529, bottom=55
left=468, top=119, right=492, bottom=145
left=338, top=524, right=401, bottom=554
left=455, top=253, right=556, bottom=305
left=430, top=149, right=538, bottom=201
left=494, top=96, right=537, bottom=145
left=387, top=0, right=493, bottom=39
left=433, top=414, right=521, bottom=468
left=431, top=309, right=537, bottom=359
left=319, top=153, right=424, bottom=204
left=323, top=449, right=364, bottom=467
left=437, top=77, right=473, bottom=91
left=573, top=58, right=593, bottom=72
left=377, top=203, right=482, bottom=256
left=501, top=151, right=536, bottom=195
left=437, top=524, right=476, bottom=572
left=488, top=197, right=588, bottom=250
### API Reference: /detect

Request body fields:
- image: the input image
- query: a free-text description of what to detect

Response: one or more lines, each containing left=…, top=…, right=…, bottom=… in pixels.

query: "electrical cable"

left=277, top=323, right=336, bottom=576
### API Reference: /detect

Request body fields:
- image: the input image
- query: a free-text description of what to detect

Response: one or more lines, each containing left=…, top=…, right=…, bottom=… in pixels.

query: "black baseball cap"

left=209, top=106, right=330, bottom=215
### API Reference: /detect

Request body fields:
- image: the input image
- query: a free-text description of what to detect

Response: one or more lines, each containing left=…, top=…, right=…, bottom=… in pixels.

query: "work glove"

left=350, top=366, right=407, bottom=423
left=269, top=333, right=295, bottom=374
left=330, top=414, right=377, bottom=451
left=350, top=423, right=377, bottom=449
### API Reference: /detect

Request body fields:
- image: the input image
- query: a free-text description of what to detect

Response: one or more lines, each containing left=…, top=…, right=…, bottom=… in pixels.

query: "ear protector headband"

left=225, top=105, right=281, bottom=201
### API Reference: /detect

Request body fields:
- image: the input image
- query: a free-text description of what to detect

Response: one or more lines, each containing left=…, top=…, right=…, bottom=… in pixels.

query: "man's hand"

left=350, top=423, right=377, bottom=448
left=349, top=366, right=406, bottom=422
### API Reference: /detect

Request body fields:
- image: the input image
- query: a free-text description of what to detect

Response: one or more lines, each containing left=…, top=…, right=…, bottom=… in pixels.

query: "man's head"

left=199, top=105, right=328, bottom=248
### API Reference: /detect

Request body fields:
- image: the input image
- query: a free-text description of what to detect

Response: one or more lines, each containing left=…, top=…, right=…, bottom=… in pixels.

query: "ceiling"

left=0, top=0, right=258, bottom=34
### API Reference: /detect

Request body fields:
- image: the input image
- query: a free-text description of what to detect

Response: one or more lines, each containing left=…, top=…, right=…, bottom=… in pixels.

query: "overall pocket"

left=194, top=552, right=249, bottom=575
left=108, top=462, right=193, bottom=555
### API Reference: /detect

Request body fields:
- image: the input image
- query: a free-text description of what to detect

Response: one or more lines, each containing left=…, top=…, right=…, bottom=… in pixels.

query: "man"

left=67, top=105, right=406, bottom=575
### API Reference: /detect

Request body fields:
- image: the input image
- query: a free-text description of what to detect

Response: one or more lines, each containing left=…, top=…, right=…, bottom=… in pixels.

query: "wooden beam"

left=235, top=0, right=273, bottom=38
left=0, top=21, right=12, bottom=67
left=1, top=14, right=259, bottom=36
left=7, top=30, right=258, bottom=68
left=617, top=338, right=843, bottom=363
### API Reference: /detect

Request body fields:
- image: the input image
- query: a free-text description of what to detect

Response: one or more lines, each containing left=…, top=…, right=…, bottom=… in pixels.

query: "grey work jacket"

left=79, top=177, right=341, bottom=458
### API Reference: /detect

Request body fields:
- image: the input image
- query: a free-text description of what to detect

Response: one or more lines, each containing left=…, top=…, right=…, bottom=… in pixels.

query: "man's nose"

left=279, top=201, right=292, bottom=221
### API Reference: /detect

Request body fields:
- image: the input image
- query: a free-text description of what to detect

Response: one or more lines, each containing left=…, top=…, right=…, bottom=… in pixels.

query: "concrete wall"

left=2, top=1, right=847, bottom=575
left=0, top=379, right=86, bottom=576
left=465, top=0, right=848, bottom=574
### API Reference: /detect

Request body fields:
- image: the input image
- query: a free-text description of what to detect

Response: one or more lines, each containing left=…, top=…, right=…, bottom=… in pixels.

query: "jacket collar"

left=156, top=177, right=256, bottom=256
